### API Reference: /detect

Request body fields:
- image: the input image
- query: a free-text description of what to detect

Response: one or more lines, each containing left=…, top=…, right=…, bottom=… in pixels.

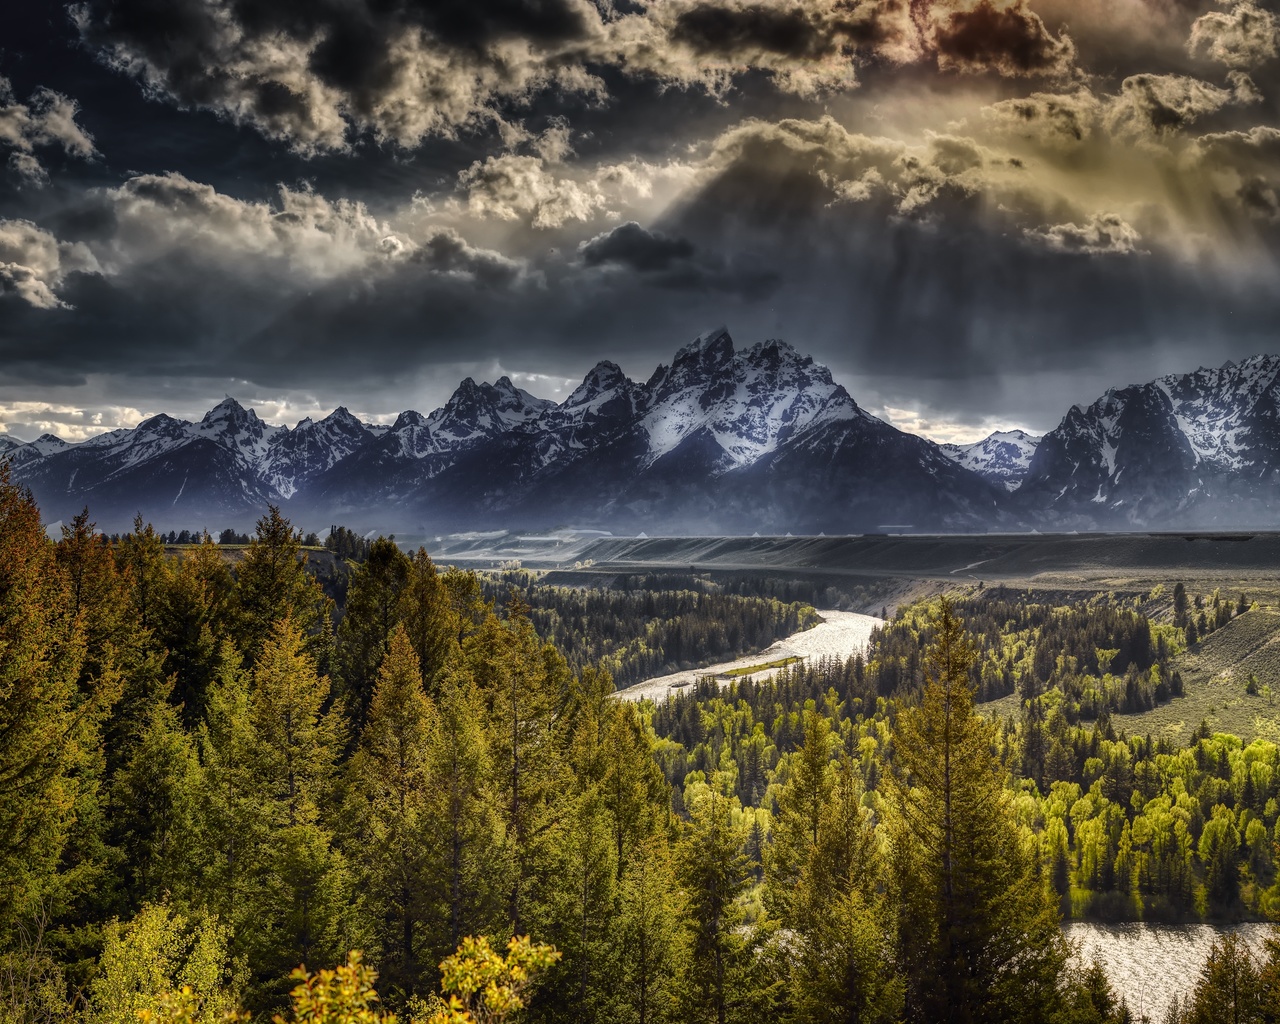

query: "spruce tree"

left=618, top=835, right=687, bottom=1024
left=347, top=626, right=434, bottom=993
left=232, top=507, right=329, bottom=666
left=765, top=709, right=834, bottom=924
left=421, top=661, right=507, bottom=964
left=0, top=471, right=91, bottom=939
left=677, top=783, right=750, bottom=1024
left=1182, top=932, right=1262, bottom=1024
left=335, top=537, right=411, bottom=722
left=888, top=600, right=1067, bottom=1024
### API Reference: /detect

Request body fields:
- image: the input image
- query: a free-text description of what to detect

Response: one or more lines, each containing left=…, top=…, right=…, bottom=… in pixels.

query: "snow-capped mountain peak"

left=941, top=429, right=1041, bottom=491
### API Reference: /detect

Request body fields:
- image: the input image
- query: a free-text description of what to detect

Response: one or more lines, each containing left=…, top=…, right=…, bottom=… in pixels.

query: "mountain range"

left=7, top=331, right=1280, bottom=535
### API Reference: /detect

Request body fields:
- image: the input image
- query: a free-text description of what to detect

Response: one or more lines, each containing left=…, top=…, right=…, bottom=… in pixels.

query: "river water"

left=1065, top=921, right=1274, bottom=1019
left=616, top=610, right=883, bottom=702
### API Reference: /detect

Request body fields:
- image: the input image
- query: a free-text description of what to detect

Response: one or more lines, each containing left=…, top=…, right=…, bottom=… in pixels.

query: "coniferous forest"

left=3, top=471, right=1280, bottom=1023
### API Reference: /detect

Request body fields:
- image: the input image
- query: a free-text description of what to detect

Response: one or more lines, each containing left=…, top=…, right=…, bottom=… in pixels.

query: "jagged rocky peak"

left=743, top=338, right=809, bottom=371
left=322, top=405, right=365, bottom=429
left=390, top=409, right=427, bottom=430
left=566, top=360, right=633, bottom=406
left=424, top=375, right=554, bottom=447
left=677, top=325, right=734, bottom=364
left=198, top=396, right=280, bottom=442
left=647, top=327, right=737, bottom=401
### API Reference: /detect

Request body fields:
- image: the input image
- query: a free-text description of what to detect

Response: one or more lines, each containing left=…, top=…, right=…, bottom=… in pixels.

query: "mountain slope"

left=1019, top=356, right=1280, bottom=527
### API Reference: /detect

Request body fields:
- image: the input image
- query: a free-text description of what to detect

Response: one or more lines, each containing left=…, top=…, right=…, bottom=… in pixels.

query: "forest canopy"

left=0, top=472, right=1277, bottom=1023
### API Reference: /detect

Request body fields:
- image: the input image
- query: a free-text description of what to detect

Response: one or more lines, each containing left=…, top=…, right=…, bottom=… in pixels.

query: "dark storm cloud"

left=580, top=221, right=694, bottom=270
left=71, top=0, right=1092, bottom=157
left=578, top=220, right=780, bottom=294
left=3, top=0, right=1280, bottom=442
left=928, top=0, right=1076, bottom=76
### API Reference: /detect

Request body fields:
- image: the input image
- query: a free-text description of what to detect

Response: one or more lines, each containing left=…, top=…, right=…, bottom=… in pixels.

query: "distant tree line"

left=480, top=570, right=821, bottom=688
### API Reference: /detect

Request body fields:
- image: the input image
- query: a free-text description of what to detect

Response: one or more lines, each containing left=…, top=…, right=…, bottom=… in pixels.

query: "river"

left=1065, top=921, right=1275, bottom=1019
left=615, top=609, right=883, bottom=702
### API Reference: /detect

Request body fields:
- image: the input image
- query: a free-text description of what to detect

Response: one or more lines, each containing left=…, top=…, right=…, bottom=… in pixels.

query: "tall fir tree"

left=346, top=626, right=434, bottom=994
left=334, top=538, right=411, bottom=724
left=888, top=600, right=1067, bottom=1024
left=0, top=470, right=93, bottom=941
left=232, top=507, right=329, bottom=666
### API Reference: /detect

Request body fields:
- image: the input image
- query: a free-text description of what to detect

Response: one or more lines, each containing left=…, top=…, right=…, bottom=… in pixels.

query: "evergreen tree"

left=155, top=536, right=233, bottom=726
left=1181, top=932, right=1261, bottom=1024
left=785, top=754, right=898, bottom=1024
left=0, top=471, right=95, bottom=941
left=107, top=696, right=202, bottom=910
left=677, top=783, right=750, bottom=1024
left=765, top=709, right=834, bottom=924
left=347, top=626, right=434, bottom=994
left=617, top=835, right=687, bottom=1024
left=398, top=553, right=469, bottom=688
left=421, top=662, right=507, bottom=967
left=888, top=600, right=1068, bottom=1024
left=334, top=538, right=411, bottom=723
left=469, top=610, right=571, bottom=936
left=232, top=507, right=329, bottom=665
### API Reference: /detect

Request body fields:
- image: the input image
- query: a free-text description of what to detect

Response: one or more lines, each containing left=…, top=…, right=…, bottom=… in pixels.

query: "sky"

left=1, top=0, right=1278, bottom=444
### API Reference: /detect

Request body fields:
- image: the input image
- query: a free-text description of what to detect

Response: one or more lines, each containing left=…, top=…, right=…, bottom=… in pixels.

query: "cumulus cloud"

left=412, top=228, right=527, bottom=286
left=0, top=76, right=97, bottom=185
left=0, top=220, right=100, bottom=309
left=1189, top=1, right=1280, bottom=69
left=459, top=153, right=607, bottom=229
left=0, top=402, right=147, bottom=443
left=688, top=116, right=1010, bottom=226
left=1105, top=71, right=1261, bottom=136
left=457, top=146, right=690, bottom=229
left=1025, top=213, right=1143, bottom=255
left=102, top=172, right=415, bottom=278
left=1187, top=125, right=1280, bottom=222
left=983, top=89, right=1103, bottom=146
left=71, top=0, right=606, bottom=154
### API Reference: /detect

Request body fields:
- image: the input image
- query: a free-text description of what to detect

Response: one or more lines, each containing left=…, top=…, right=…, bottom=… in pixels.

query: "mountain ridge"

left=7, top=336, right=1280, bottom=534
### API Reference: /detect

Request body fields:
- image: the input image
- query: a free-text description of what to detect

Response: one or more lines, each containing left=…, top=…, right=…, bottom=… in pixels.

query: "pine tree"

left=618, top=835, right=687, bottom=1024
left=783, top=753, right=898, bottom=1024
left=469, top=610, right=571, bottom=935
left=888, top=600, right=1068, bottom=1024
left=156, top=536, right=234, bottom=726
left=1183, top=932, right=1261, bottom=1024
left=399, top=552, right=468, bottom=688
left=422, top=662, right=507, bottom=966
left=765, top=709, right=834, bottom=924
left=677, top=783, right=750, bottom=1024
left=347, top=626, right=434, bottom=993
left=0, top=471, right=94, bottom=940
left=334, top=538, right=411, bottom=723
left=193, top=646, right=260, bottom=935
left=232, top=507, right=329, bottom=666
left=107, top=696, right=202, bottom=910
left=247, top=617, right=351, bottom=993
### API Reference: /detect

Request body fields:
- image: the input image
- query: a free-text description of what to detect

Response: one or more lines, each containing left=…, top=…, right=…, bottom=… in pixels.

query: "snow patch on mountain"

left=638, top=333, right=866, bottom=471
